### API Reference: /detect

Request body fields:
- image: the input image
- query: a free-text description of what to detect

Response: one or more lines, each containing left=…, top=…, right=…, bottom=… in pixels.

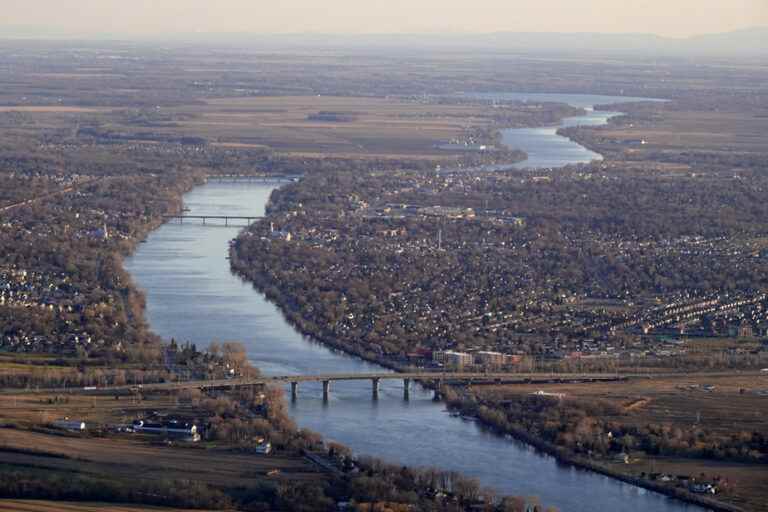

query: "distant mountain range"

left=2, top=25, right=766, bottom=58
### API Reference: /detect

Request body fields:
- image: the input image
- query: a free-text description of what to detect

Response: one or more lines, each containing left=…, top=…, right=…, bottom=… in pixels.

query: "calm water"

left=469, top=92, right=662, bottom=169
left=125, top=93, right=702, bottom=512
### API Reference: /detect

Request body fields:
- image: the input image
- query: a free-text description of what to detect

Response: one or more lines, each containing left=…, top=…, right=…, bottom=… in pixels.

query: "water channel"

left=124, top=94, right=704, bottom=512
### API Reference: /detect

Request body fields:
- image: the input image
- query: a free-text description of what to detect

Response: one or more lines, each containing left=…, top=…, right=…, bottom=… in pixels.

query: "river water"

left=124, top=94, right=703, bottom=512
left=468, top=92, right=660, bottom=169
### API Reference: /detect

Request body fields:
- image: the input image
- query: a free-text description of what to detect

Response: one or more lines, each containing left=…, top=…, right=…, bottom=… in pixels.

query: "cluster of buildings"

left=131, top=418, right=200, bottom=442
left=0, top=267, right=75, bottom=311
left=432, top=350, right=522, bottom=369
left=0, top=265, right=114, bottom=353
left=247, top=167, right=768, bottom=367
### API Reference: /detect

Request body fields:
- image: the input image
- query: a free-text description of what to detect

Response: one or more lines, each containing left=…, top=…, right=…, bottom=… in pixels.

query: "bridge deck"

left=163, top=215, right=263, bottom=220
left=13, top=372, right=628, bottom=396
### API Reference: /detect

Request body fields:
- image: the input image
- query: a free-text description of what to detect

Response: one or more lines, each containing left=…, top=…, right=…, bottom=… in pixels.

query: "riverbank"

left=229, top=239, right=745, bottom=512
left=443, top=381, right=765, bottom=512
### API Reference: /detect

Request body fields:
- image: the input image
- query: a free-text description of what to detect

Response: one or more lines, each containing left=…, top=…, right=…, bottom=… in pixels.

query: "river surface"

left=125, top=93, right=703, bottom=512
left=470, top=92, right=661, bottom=169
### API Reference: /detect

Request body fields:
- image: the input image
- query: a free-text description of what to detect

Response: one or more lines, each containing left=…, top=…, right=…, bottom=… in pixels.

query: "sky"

left=1, top=0, right=766, bottom=38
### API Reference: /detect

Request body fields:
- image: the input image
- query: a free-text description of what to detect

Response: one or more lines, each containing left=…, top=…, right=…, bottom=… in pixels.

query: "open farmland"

left=0, top=428, right=323, bottom=487
left=0, top=501, right=207, bottom=512
left=470, top=373, right=768, bottom=511
left=602, top=110, right=768, bottom=154
left=476, top=374, right=768, bottom=437
left=0, top=95, right=544, bottom=158
left=197, top=96, right=496, bottom=154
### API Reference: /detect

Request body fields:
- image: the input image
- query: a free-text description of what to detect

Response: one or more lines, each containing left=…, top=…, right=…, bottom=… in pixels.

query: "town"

left=232, top=164, right=768, bottom=373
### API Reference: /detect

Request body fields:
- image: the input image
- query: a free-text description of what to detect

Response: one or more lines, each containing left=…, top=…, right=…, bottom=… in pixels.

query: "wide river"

left=125, top=94, right=703, bottom=511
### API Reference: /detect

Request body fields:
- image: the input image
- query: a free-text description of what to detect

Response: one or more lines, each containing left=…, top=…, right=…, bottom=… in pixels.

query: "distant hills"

left=1, top=25, right=766, bottom=58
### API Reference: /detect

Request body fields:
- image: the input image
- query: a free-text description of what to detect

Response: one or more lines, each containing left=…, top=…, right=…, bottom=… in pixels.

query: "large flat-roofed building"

left=433, top=350, right=473, bottom=368
left=475, top=351, right=506, bottom=367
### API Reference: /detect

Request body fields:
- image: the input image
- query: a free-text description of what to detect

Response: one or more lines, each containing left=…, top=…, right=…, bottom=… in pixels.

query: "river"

left=467, top=92, right=661, bottom=169
left=124, top=93, right=704, bottom=512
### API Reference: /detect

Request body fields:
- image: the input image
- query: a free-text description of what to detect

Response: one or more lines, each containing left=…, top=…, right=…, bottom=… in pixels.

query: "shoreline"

left=448, top=399, right=746, bottom=512
left=228, top=238, right=740, bottom=512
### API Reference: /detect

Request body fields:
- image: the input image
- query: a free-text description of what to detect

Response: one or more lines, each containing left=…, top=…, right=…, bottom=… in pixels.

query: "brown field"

left=480, top=373, right=768, bottom=436
left=0, top=388, right=326, bottom=495
left=603, top=110, right=768, bottom=154
left=604, top=457, right=768, bottom=512
left=0, top=428, right=322, bottom=487
left=0, top=95, right=511, bottom=158
left=0, top=106, right=111, bottom=113
left=0, top=390, right=196, bottom=427
left=476, top=373, right=768, bottom=511
left=126, top=96, right=503, bottom=156
left=0, top=500, right=212, bottom=512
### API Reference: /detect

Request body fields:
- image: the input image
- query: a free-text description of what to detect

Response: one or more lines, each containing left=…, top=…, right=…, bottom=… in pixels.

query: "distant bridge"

left=163, top=215, right=263, bottom=226
left=51, top=372, right=627, bottom=401
left=206, top=174, right=302, bottom=183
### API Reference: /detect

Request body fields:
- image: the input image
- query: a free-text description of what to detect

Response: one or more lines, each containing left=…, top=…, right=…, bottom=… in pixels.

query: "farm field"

left=0, top=95, right=535, bottom=158
left=602, top=110, right=768, bottom=153
left=472, top=373, right=768, bottom=511
left=0, top=501, right=210, bottom=512
left=0, top=428, right=323, bottom=487
left=602, top=457, right=768, bottom=512
left=478, top=374, right=768, bottom=437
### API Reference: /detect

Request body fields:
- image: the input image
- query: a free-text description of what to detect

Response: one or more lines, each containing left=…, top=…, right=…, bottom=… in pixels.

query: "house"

left=532, top=390, right=566, bottom=400
left=738, top=320, right=754, bottom=339
left=254, top=441, right=272, bottom=455
left=690, top=482, right=717, bottom=494
left=613, top=452, right=630, bottom=464
left=52, top=419, right=86, bottom=432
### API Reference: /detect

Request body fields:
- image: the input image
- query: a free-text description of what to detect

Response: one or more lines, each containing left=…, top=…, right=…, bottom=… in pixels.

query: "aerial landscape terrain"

left=1, top=2, right=768, bottom=511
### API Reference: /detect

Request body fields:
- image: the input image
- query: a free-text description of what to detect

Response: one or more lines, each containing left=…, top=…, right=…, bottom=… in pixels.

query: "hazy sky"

left=2, top=0, right=766, bottom=37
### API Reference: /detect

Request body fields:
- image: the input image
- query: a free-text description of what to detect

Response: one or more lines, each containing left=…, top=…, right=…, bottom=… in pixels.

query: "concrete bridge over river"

left=61, top=372, right=626, bottom=401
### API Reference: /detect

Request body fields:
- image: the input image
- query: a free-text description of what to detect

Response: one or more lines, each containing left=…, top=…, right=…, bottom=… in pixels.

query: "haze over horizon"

left=1, top=0, right=766, bottom=39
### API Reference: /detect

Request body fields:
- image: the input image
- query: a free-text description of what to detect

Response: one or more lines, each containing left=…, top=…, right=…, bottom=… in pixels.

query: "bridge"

left=36, top=372, right=627, bottom=402
left=206, top=174, right=302, bottom=183
left=163, top=215, right=263, bottom=226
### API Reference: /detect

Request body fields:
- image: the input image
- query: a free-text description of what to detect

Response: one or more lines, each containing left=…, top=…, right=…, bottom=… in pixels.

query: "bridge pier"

left=322, top=380, right=331, bottom=401
left=403, top=378, right=411, bottom=401
left=290, top=381, right=298, bottom=401
left=433, top=380, right=443, bottom=401
left=372, top=378, right=380, bottom=400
